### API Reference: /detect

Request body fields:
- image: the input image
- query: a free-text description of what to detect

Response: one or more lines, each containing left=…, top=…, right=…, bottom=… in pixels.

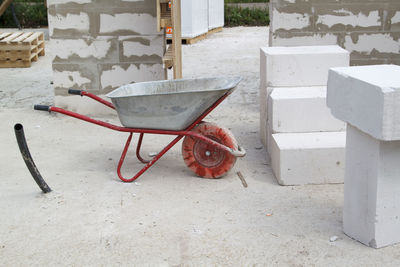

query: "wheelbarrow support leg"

left=136, top=133, right=150, bottom=164
left=117, top=133, right=184, bottom=182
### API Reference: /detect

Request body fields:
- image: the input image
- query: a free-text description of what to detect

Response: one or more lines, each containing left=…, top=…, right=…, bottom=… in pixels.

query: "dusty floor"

left=1, top=27, right=400, bottom=266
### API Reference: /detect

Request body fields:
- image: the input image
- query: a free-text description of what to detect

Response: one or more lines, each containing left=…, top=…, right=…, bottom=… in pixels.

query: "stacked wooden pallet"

left=167, top=27, right=223, bottom=45
left=157, top=0, right=182, bottom=79
left=0, top=32, right=45, bottom=68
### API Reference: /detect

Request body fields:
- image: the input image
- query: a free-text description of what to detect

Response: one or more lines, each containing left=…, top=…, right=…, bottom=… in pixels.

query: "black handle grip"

left=68, top=89, right=82, bottom=95
left=34, top=105, right=51, bottom=111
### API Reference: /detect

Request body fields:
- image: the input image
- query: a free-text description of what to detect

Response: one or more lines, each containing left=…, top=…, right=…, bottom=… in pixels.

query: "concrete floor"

left=1, top=27, right=399, bottom=266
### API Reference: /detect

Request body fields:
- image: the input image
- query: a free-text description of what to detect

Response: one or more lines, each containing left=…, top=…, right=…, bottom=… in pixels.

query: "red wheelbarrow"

left=34, top=77, right=246, bottom=182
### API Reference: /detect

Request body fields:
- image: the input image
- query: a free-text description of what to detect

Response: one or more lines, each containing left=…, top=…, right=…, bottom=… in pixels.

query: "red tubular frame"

left=45, top=90, right=238, bottom=182
left=136, top=133, right=150, bottom=164
left=80, top=91, right=115, bottom=110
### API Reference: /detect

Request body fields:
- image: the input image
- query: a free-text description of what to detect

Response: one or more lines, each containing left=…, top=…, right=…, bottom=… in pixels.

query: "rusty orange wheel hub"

left=182, top=122, right=238, bottom=178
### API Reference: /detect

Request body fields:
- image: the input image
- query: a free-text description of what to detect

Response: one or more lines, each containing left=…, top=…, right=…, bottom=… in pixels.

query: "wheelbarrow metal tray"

left=106, top=77, right=241, bottom=131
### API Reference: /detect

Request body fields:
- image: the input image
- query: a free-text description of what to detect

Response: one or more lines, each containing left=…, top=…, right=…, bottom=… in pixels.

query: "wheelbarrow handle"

left=68, top=89, right=115, bottom=110
left=68, top=89, right=83, bottom=95
left=34, top=105, right=51, bottom=112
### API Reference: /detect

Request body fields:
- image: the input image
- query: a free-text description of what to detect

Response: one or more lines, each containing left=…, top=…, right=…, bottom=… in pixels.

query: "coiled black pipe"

left=14, top=123, right=51, bottom=193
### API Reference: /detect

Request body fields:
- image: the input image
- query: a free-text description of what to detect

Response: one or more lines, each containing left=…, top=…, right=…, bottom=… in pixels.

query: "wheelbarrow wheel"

left=182, top=122, right=238, bottom=178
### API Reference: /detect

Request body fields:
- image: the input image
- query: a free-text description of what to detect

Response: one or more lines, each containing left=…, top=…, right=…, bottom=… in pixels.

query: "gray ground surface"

left=1, top=27, right=399, bottom=266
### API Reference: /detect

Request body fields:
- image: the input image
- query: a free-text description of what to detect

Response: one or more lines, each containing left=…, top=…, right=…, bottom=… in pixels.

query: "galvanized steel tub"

left=106, top=77, right=242, bottom=131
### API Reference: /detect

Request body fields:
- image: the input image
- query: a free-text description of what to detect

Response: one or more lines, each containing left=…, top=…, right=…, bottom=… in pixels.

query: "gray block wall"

left=47, top=0, right=165, bottom=96
left=269, top=0, right=400, bottom=65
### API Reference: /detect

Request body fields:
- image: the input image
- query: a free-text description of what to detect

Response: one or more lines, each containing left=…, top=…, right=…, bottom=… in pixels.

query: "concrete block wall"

left=269, top=0, right=400, bottom=65
left=47, top=0, right=165, bottom=101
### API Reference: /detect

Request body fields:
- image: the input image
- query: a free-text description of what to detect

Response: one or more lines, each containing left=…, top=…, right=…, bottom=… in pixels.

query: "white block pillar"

left=327, top=64, right=400, bottom=248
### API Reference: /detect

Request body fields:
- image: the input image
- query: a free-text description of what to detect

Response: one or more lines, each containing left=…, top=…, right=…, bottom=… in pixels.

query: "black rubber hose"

left=14, top=124, right=52, bottom=193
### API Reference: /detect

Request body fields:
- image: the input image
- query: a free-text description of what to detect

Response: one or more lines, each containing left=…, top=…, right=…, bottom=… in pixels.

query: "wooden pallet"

left=163, top=45, right=173, bottom=69
left=157, top=0, right=182, bottom=79
left=208, top=27, right=223, bottom=35
left=0, top=31, right=45, bottom=68
left=167, top=27, right=223, bottom=45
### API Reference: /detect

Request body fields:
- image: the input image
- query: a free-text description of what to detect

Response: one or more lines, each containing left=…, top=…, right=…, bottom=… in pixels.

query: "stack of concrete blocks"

left=260, top=45, right=350, bottom=185
left=208, top=0, right=224, bottom=31
left=181, top=0, right=209, bottom=39
left=180, top=0, right=224, bottom=39
left=47, top=0, right=165, bottom=114
left=269, top=0, right=400, bottom=65
left=327, top=65, right=400, bottom=248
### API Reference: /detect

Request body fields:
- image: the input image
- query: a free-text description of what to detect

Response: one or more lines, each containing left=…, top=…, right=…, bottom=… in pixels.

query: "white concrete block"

left=53, top=69, right=92, bottom=89
left=317, top=10, right=380, bottom=29
left=260, top=112, right=273, bottom=158
left=260, top=49, right=268, bottom=147
left=327, top=65, right=400, bottom=141
left=120, top=35, right=164, bottom=59
left=260, top=45, right=349, bottom=87
left=181, top=0, right=209, bottom=38
left=271, top=7, right=311, bottom=31
left=260, top=89, right=268, bottom=147
left=48, top=12, right=90, bottom=37
left=270, top=132, right=345, bottom=185
left=343, top=124, right=400, bottom=248
left=344, top=34, right=399, bottom=54
left=47, top=0, right=91, bottom=5
left=99, top=13, right=158, bottom=35
left=269, top=32, right=338, bottom=47
left=266, top=119, right=273, bottom=157
left=259, top=48, right=268, bottom=95
left=208, top=0, right=224, bottom=30
left=52, top=38, right=113, bottom=60
left=100, top=63, right=164, bottom=90
left=392, top=11, right=400, bottom=24
left=268, top=86, right=345, bottom=133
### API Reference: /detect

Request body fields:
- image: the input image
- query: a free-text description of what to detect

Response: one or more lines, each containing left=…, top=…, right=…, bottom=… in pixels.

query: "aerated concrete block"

left=328, top=64, right=400, bottom=248
left=47, top=10, right=91, bottom=38
left=260, top=45, right=349, bottom=87
left=100, top=63, right=164, bottom=92
left=259, top=45, right=349, bottom=146
left=344, top=125, right=400, bottom=248
left=181, top=0, right=209, bottom=38
left=52, top=63, right=99, bottom=93
left=119, top=35, right=164, bottom=63
left=268, top=86, right=345, bottom=133
left=52, top=37, right=119, bottom=63
left=208, top=0, right=224, bottom=30
left=260, top=49, right=269, bottom=147
left=99, top=13, right=159, bottom=36
left=327, top=65, right=400, bottom=141
left=270, top=132, right=345, bottom=186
